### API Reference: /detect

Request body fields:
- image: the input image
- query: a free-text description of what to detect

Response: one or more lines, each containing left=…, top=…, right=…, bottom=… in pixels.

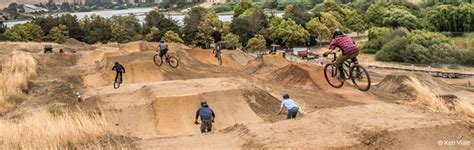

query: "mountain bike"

left=114, top=73, right=122, bottom=89
left=213, top=43, right=222, bottom=65
left=154, top=52, right=179, bottom=68
left=323, top=52, right=371, bottom=91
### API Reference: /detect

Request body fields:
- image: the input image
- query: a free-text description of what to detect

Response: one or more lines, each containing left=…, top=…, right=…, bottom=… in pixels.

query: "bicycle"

left=213, top=43, right=222, bottom=65
left=113, top=73, right=122, bottom=89
left=154, top=52, right=179, bottom=68
left=323, top=52, right=371, bottom=91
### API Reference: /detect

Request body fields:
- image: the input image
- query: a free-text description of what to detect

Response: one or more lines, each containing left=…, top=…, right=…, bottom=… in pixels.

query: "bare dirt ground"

left=0, top=41, right=473, bottom=149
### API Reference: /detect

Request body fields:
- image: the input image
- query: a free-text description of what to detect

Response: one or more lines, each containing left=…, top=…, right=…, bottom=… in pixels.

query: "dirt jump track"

left=1, top=41, right=472, bottom=149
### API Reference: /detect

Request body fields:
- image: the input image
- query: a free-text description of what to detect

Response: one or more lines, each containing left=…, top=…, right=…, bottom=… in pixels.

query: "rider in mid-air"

left=159, top=39, right=169, bottom=59
left=212, top=27, right=222, bottom=58
left=323, top=29, right=360, bottom=81
left=112, top=62, right=125, bottom=83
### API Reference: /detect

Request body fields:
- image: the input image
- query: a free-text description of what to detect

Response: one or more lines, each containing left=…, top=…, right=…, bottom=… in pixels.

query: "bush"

left=247, top=34, right=266, bottom=53
left=377, top=37, right=409, bottom=62
left=211, top=4, right=232, bottom=13
left=48, top=103, right=64, bottom=117
left=6, top=93, right=25, bottom=105
left=164, top=31, right=184, bottom=43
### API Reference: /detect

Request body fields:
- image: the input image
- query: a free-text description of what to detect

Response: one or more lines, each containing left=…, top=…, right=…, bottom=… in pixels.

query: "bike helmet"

left=332, top=29, right=344, bottom=39
left=201, top=101, right=208, bottom=106
left=282, top=93, right=290, bottom=99
left=114, top=62, right=119, bottom=64
left=160, top=39, right=165, bottom=43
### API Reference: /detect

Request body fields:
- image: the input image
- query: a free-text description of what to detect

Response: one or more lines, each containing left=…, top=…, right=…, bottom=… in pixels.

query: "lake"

left=4, top=7, right=283, bottom=27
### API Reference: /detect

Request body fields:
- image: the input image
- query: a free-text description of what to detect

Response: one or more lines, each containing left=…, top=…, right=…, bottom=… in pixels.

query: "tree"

left=223, top=33, right=240, bottom=50
left=320, top=12, right=346, bottom=34
left=230, top=17, right=253, bottom=46
left=193, top=12, right=223, bottom=47
left=145, top=27, right=160, bottom=42
left=80, top=15, right=112, bottom=44
left=61, top=2, right=72, bottom=11
left=233, top=0, right=253, bottom=18
left=144, top=10, right=180, bottom=42
left=110, top=15, right=142, bottom=41
left=32, top=15, right=60, bottom=36
left=247, top=34, right=266, bottom=53
left=365, top=4, right=386, bottom=27
left=111, top=23, right=130, bottom=43
left=342, top=8, right=367, bottom=35
left=426, top=3, right=474, bottom=32
left=58, top=14, right=83, bottom=41
left=270, top=18, right=310, bottom=47
left=4, top=23, right=43, bottom=41
left=239, top=6, right=268, bottom=35
left=47, top=24, right=69, bottom=43
left=182, top=7, right=209, bottom=44
left=382, top=8, right=420, bottom=30
left=7, top=3, right=19, bottom=19
left=306, top=18, right=331, bottom=46
left=164, top=31, right=184, bottom=43
left=283, top=4, right=313, bottom=25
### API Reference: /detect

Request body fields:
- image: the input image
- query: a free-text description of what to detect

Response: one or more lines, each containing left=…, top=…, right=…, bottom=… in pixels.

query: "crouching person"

left=194, top=101, right=215, bottom=133
left=277, top=93, right=299, bottom=119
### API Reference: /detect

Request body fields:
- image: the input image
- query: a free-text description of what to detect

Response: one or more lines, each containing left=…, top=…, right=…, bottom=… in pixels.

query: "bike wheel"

left=350, top=64, right=371, bottom=91
left=114, top=75, right=122, bottom=89
left=167, top=56, right=179, bottom=68
left=153, top=54, right=163, bottom=67
left=217, top=56, right=222, bottom=65
left=324, top=64, right=344, bottom=88
left=113, top=82, right=121, bottom=89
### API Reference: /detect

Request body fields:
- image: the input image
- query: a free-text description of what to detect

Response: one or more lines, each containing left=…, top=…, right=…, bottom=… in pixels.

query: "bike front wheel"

left=324, top=63, right=344, bottom=88
left=153, top=54, right=163, bottom=67
left=350, top=64, right=371, bottom=91
left=167, top=56, right=179, bottom=68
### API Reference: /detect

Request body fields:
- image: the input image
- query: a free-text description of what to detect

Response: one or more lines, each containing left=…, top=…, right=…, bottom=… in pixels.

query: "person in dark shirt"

left=212, top=28, right=222, bottom=58
left=111, top=62, right=125, bottom=83
left=194, top=101, right=216, bottom=133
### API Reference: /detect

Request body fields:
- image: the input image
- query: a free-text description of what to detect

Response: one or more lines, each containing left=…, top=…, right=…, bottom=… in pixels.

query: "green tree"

left=182, top=7, right=209, bottom=44
left=320, top=12, right=346, bottom=33
left=4, top=23, right=43, bottom=41
left=32, top=15, right=60, bottom=36
left=164, top=31, right=184, bottom=43
left=193, top=12, right=223, bottom=47
left=144, top=10, right=180, bottom=42
left=145, top=27, right=160, bottom=42
left=343, top=8, right=367, bottom=35
left=426, top=3, right=474, bottom=32
left=283, top=4, right=313, bottom=25
left=80, top=15, right=112, bottom=44
left=223, top=33, right=241, bottom=50
left=382, top=8, right=420, bottom=30
left=306, top=18, right=331, bottom=46
left=247, top=34, right=266, bottom=53
left=270, top=18, right=310, bottom=47
left=111, top=23, right=130, bottom=43
left=364, top=4, right=386, bottom=27
left=233, top=0, right=253, bottom=18
left=58, top=14, right=83, bottom=41
left=47, top=24, right=69, bottom=43
left=110, top=15, right=142, bottom=41
left=230, top=17, right=253, bottom=45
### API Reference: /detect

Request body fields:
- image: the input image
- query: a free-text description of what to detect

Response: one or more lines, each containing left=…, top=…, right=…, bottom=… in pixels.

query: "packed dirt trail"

left=1, top=41, right=472, bottom=149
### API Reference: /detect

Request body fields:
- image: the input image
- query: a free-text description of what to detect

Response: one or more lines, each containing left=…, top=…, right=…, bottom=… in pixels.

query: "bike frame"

left=329, top=52, right=358, bottom=80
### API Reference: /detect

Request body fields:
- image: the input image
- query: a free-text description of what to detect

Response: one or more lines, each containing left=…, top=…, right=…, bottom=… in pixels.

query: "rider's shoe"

left=337, top=74, right=346, bottom=82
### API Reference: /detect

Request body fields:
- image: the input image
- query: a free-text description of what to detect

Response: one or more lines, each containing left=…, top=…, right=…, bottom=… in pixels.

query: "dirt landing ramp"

left=137, top=103, right=472, bottom=149
left=83, top=78, right=280, bottom=138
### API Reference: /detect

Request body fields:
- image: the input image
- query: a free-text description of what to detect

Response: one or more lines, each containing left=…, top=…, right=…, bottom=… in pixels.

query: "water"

left=4, top=7, right=282, bottom=27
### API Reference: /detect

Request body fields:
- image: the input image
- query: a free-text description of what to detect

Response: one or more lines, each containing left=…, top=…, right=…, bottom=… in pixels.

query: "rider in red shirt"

left=323, top=29, right=360, bottom=81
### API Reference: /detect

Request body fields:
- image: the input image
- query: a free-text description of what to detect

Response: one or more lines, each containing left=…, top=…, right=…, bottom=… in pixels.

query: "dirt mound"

left=227, top=50, right=254, bottom=66
left=375, top=73, right=455, bottom=96
left=120, top=41, right=158, bottom=53
left=63, top=38, right=94, bottom=52
left=244, top=56, right=290, bottom=76
left=267, top=64, right=315, bottom=89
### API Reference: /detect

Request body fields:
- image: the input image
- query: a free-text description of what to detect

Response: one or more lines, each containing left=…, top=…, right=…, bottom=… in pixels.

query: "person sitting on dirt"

left=323, top=29, right=360, bottom=81
left=194, top=101, right=216, bottom=133
left=277, top=93, right=299, bottom=119
left=159, top=39, right=169, bottom=58
left=111, top=62, right=125, bottom=83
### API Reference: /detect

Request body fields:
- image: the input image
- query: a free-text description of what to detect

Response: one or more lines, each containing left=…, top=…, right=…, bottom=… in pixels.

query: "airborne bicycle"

left=154, top=52, right=179, bottom=68
left=113, top=73, right=122, bottom=89
left=323, top=52, right=371, bottom=91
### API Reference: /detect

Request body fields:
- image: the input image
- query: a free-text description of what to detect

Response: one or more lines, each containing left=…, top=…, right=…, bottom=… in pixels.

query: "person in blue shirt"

left=158, top=39, right=169, bottom=58
left=194, top=101, right=216, bottom=133
left=277, top=93, right=299, bottom=119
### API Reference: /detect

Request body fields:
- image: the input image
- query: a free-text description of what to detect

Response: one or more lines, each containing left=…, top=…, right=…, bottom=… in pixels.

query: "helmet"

left=114, top=62, right=119, bottom=64
left=332, top=29, right=344, bottom=39
left=160, top=39, right=165, bottom=43
left=282, top=92, right=290, bottom=99
left=201, top=101, right=208, bottom=106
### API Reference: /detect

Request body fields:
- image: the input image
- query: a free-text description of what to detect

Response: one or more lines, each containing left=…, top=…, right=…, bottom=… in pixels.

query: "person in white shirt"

left=277, top=93, right=299, bottom=119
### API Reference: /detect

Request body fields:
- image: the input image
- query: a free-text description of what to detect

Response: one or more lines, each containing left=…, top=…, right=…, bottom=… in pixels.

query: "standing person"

left=277, top=93, right=299, bottom=119
left=159, top=39, right=169, bottom=59
left=111, top=62, right=125, bottom=83
left=323, top=29, right=360, bottom=81
left=194, top=101, right=216, bottom=133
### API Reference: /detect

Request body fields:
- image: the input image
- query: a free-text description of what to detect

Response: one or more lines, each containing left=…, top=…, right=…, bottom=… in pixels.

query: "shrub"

left=211, top=4, right=232, bottom=13
left=6, top=93, right=25, bottom=105
left=247, top=34, right=266, bottom=53
left=377, top=37, right=409, bottom=62
left=48, top=103, right=64, bottom=117
left=163, top=31, right=184, bottom=43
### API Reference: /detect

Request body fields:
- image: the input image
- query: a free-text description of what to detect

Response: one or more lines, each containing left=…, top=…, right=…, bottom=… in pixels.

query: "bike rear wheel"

left=114, top=75, right=122, bottom=89
left=324, top=64, right=344, bottom=88
left=167, top=56, right=179, bottom=68
left=153, top=54, right=163, bottom=67
left=350, top=64, right=371, bottom=91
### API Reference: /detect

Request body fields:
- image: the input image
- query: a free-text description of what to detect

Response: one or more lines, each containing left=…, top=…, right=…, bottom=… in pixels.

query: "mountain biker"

left=277, top=93, right=299, bottom=119
left=111, top=62, right=125, bottom=83
left=323, top=29, right=360, bottom=81
left=159, top=39, right=169, bottom=58
left=212, top=27, right=222, bottom=58
left=194, top=101, right=216, bottom=133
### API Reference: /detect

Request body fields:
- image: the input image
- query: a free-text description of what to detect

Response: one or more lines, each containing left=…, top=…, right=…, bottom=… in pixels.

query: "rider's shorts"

left=159, top=48, right=168, bottom=57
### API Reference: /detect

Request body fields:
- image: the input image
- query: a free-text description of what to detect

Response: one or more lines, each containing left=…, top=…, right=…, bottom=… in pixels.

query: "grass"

left=0, top=108, right=112, bottom=149
left=451, top=33, right=474, bottom=49
left=48, top=103, right=65, bottom=117
left=0, top=51, right=37, bottom=109
left=6, top=93, right=25, bottom=105
left=455, top=100, right=474, bottom=118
